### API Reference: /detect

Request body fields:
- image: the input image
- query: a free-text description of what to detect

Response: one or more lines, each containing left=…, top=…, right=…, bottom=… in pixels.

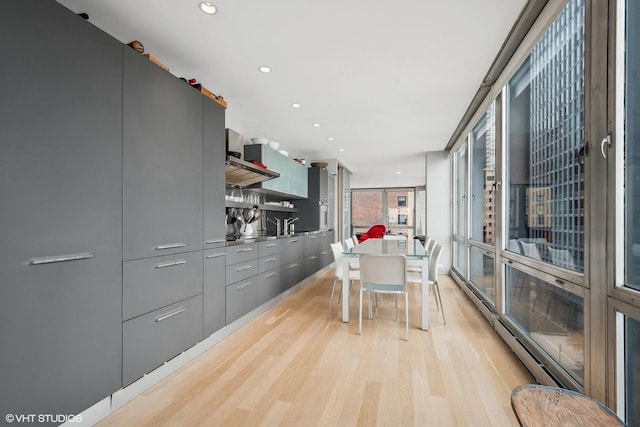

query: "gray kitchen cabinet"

left=226, top=278, right=261, bottom=324
left=203, top=248, right=226, bottom=337
left=281, top=236, right=304, bottom=265
left=123, top=251, right=204, bottom=321
left=320, top=231, right=335, bottom=268
left=259, top=253, right=281, bottom=273
left=226, top=242, right=259, bottom=265
left=0, top=0, right=123, bottom=419
left=204, top=98, right=226, bottom=248
left=123, top=47, right=204, bottom=261
left=226, top=259, right=260, bottom=286
left=303, top=234, right=321, bottom=277
left=280, top=260, right=305, bottom=291
left=259, top=239, right=282, bottom=257
left=123, top=294, right=203, bottom=385
left=259, top=269, right=281, bottom=302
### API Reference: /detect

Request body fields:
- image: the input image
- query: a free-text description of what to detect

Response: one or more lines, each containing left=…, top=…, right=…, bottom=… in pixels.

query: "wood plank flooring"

left=98, top=270, right=534, bottom=426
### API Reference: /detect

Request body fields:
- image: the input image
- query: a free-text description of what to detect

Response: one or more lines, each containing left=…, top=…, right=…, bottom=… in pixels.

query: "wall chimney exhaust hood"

left=225, top=156, right=280, bottom=187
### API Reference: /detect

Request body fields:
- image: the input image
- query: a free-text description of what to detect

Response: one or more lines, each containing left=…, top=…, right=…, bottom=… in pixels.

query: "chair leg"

left=433, top=281, right=446, bottom=325
left=329, top=277, right=338, bottom=315
left=359, top=288, right=364, bottom=335
left=405, top=292, right=409, bottom=341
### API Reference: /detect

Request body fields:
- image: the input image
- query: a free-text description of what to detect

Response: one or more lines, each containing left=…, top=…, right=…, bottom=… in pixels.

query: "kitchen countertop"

left=225, top=230, right=332, bottom=246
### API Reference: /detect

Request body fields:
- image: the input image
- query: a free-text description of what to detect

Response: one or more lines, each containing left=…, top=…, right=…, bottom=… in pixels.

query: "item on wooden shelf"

left=310, top=162, right=328, bottom=169
left=143, top=53, right=169, bottom=71
left=293, top=158, right=306, bottom=165
left=251, top=137, right=269, bottom=145
left=197, top=85, right=228, bottom=109
left=126, top=40, right=145, bottom=53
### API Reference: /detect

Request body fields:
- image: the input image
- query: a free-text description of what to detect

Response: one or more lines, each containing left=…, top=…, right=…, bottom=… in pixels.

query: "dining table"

left=342, top=238, right=430, bottom=330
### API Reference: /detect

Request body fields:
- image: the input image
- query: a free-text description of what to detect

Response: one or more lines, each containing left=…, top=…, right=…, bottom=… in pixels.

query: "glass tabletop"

left=343, top=238, right=428, bottom=258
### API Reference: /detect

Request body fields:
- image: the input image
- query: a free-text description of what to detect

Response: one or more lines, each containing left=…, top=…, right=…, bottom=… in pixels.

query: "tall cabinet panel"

left=0, top=1, right=123, bottom=418
left=123, top=48, right=204, bottom=261
left=203, top=98, right=226, bottom=247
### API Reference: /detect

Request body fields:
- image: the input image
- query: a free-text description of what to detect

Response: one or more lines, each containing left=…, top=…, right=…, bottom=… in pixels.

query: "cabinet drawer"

left=281, top=237, right=303, bottom=264
left=280, top=260, right=304, bottom=292
left=225, top=243, right=258, bottom=265
left=123, top=251, right=203, bottom=321
left=259, top=253, right=281, bottom=272
left=225, top=259, right=259, bottom=285
left=123, top=294, right=203, bottom=386
left=304, top=234, right=320, bottom=256
left=258, top=239, right=281, bottom=257
left=225, top=277, right=261, bottom=324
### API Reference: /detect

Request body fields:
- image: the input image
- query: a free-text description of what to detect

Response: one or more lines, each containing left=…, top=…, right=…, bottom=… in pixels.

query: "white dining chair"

left=351, top=235, right=359, bottom=247
left=358, top=254, right=409, bottom=340
left=344, top=238, right=355, bottom=250
left=519, top=240, right=542, bottom=260
left=407, top=242, right=445, bottom=324
left=549, top=247, right=575, bottom=270
left=329, top=242, right=360, bottom=315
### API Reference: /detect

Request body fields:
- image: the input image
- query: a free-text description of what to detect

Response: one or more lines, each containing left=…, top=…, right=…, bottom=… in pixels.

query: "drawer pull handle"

left=236, top=265, right=253, bottom=272
left=309, top=236, right=317, bottom=239
left=264, top=257, right=277, bottom=263
left=155, top=307, right=186, bottom=322
left=155, top=260, right=187, bottom=268
left=289, top=263, right=299, bottom=269
left=236, top=282, right=254, bottom=291
left=236, top=247, right=253, bottom=253
left=155, top=243, right=187, bottom=250
left=308, top=256, right=317, bottom=260
left=265, top=272, right=277, bottom=279
left=265, top=243, right=277, bottom=248
left=290, top=239, right=299, bottom=243
left=205, top=239, right=225, bottom=245
left=205, top=253, right=225, bottom=259
left=29, top=252, right=93, bottom=265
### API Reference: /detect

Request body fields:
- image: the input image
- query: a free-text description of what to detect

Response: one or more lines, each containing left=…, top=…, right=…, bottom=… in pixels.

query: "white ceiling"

left=57, top=0, right=526, bottom=188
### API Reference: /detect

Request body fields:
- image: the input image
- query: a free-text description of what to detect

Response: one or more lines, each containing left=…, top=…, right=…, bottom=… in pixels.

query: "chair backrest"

left=507, top=239, right=522, bottom=254
left=359, top=254, right=406, bottom=286
left=330, top=242, right=345, bottom=279
left=344, top=238, right=355, bottom=249
left=519, top=240, right=542, bottom=260
left=425, top=239, right=436, bottom=256
left=549, top=247, right=575, bottom=269
left=351, top=235, right=359, bottom=246
left=428, top=243, right=444, bottom=282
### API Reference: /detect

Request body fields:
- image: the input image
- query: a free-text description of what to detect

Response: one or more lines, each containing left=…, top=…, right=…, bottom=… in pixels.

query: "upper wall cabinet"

left=244, top=145, right=308, bottom=198
left=123, top=48, right=204, bottom=260
left=0, top=1, right=123, bottom=418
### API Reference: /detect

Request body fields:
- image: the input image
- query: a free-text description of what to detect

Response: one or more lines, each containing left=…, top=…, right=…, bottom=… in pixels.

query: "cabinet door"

left=123, top=48, right=204, bottom=260
left=281, top=237, right=304, bottom=264
left=204, top=249, right=226, bottom=336
left=0, top=1, right=123, bottom=417
left=261, top=147, right=290, bottom=194
left=289, top=161, right=309, bottom=198
left=204, top=99, right=226, bottom=247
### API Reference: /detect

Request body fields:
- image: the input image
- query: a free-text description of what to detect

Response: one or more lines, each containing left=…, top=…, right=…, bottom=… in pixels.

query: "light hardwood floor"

left=99, top=269, right=533, bottom=426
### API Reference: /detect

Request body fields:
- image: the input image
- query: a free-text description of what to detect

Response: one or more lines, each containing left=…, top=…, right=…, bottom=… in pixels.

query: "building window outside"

left=506, top=0, right=585, bottom=273
left=471, top=102, right=496, bottom=245
left=454, top=144, right=467, bottom=239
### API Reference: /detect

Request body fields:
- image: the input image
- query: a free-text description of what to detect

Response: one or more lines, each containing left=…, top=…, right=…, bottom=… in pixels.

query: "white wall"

left=425, top=151, right=452, bottom=273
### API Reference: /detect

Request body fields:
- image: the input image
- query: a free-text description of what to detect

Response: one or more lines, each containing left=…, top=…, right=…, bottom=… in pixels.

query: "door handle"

left=600, top=133, right=611, bottom=158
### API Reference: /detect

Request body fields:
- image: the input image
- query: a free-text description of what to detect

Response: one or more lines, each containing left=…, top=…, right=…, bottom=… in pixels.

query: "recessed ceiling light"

left=291, top=103, right=301, bottom=108
left=327, top=137, right=334, bottom=141
left=396, top=171, right=401, bottom=174
left=198, top=2, right=217, bottom=14
left=312, top=123, right=320, bottom=127
left=339, top=148, right=344, bottom=152
left=258, top=66, right=271, bottom=73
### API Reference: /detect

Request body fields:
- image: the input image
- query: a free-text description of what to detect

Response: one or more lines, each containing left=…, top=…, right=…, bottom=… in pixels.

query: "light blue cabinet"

left=289, top=160, right=309, bottom=198
left=244, top=145, right=308, bottom=198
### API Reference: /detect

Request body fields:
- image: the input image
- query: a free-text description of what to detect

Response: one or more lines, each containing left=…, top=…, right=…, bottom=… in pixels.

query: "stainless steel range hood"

left=225, top=156, right=280, bottom=187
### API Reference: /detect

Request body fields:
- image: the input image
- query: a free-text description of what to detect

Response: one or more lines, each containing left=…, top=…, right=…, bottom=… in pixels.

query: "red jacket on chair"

left=358, top=224, right=386, bottom=243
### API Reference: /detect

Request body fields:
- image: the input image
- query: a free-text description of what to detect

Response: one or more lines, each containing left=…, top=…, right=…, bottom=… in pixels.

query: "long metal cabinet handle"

left=289, top=239, right=299, bottom=243
left=205, top=253, right=225, bottom=259
left=235, top=264, right=253, bottom=272
left=155, top=260, right=187, bottom=268
left=236, top=247, right=253, bottom=253
left=264, top=257, right=277, bottom=263
left=265, top=272, right=277, bottom=279
left=29, top=252, right=94, bottom=265
left=205, top=239, right=225, bottom=245
left=308, top=256, right=318, bottom=260
left=600, top=133, right=611, bottom=158
left=265, top=243, right=277, bottom=248
left=155, top=243, right=187, bottom=250
left=236, top=282, right=254, bottom=291
left=155, top=307, right=186, bottom=322
left=289, top=263, right=299, bottom=269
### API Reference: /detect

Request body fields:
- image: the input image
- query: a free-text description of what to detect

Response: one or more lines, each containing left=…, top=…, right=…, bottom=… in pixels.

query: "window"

left=397, top=195, right=407, bottom=207
left=506, top=0, right=585, bottom=273
left=470, top=103, right=496, bottom=245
